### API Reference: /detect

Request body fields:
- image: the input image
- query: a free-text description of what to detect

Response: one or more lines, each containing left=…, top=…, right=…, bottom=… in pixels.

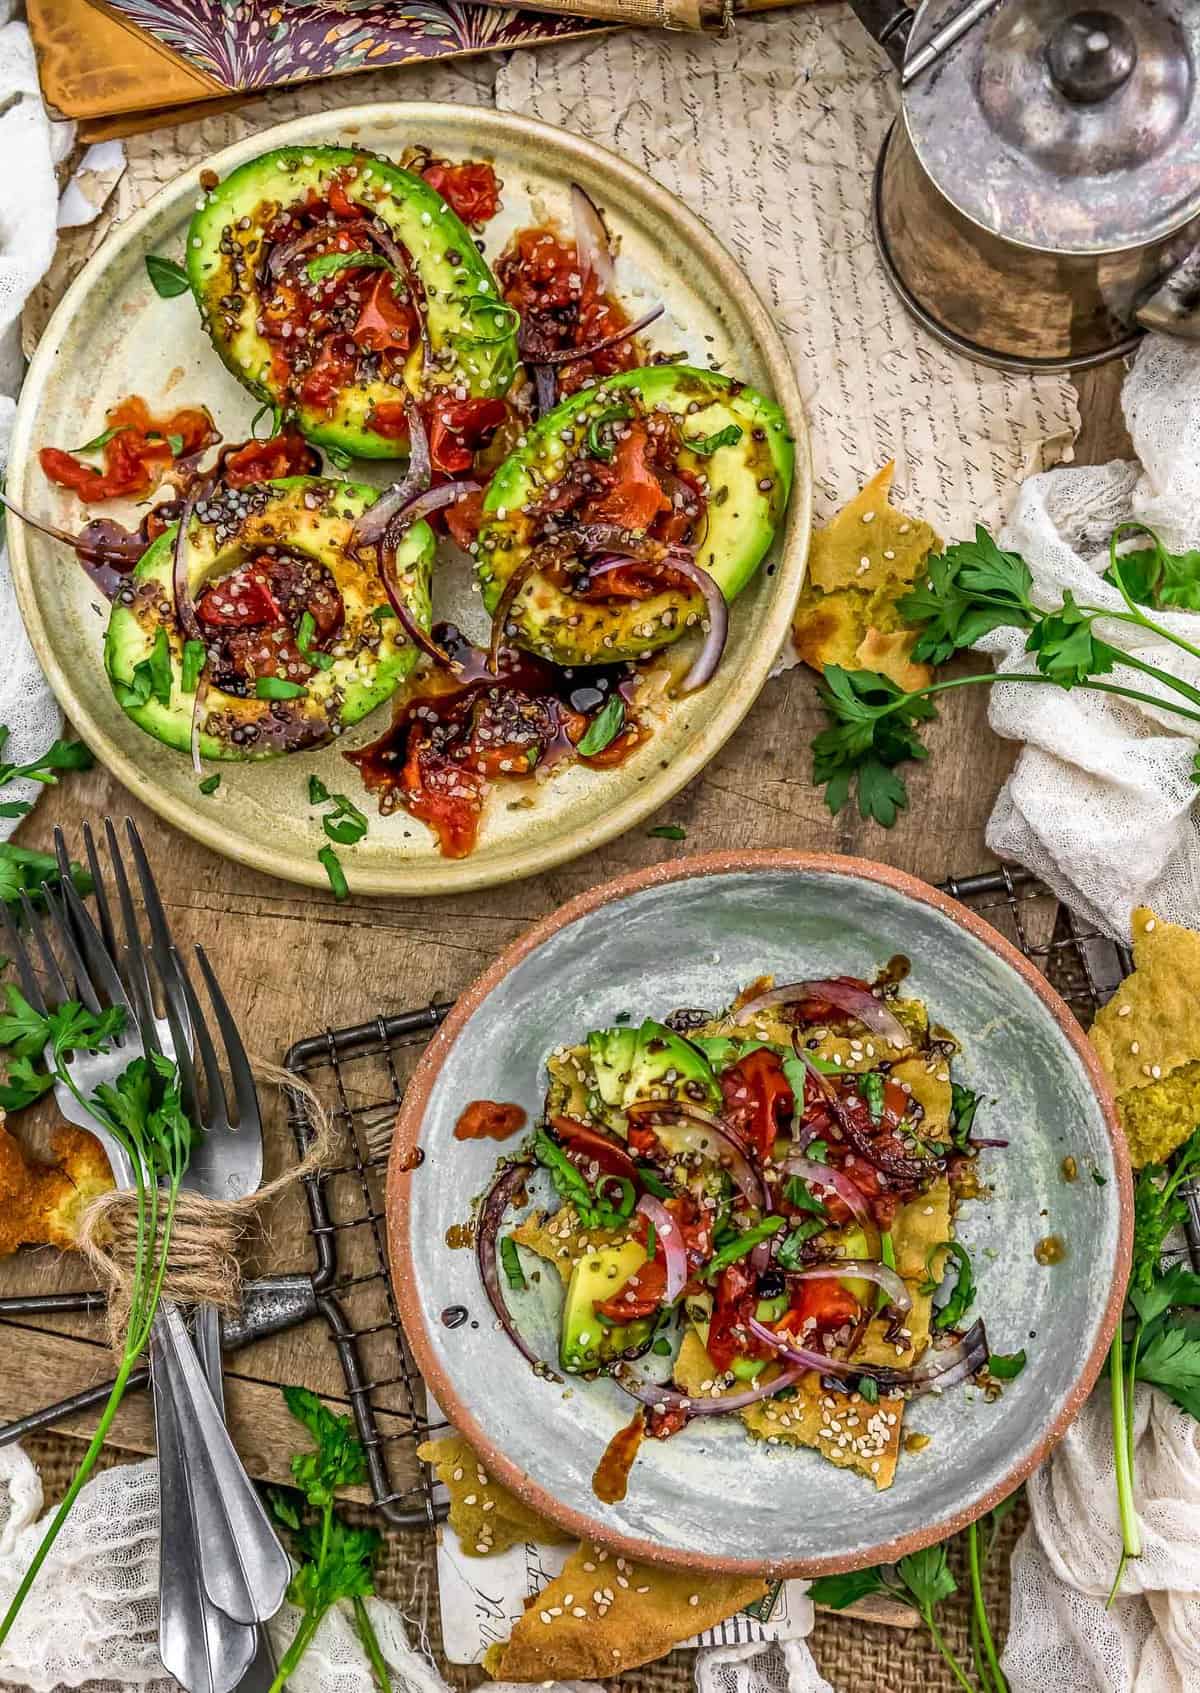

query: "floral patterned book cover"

left=102, top=0, right=602, bottom=91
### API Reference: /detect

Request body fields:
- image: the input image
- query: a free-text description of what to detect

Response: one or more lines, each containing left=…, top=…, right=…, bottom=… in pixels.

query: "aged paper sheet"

left=496, top=9, right=1080, bottom=675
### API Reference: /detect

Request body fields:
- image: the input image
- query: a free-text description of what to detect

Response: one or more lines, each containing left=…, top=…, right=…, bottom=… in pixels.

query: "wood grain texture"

left=0, top=358, right=1127, bottom=1493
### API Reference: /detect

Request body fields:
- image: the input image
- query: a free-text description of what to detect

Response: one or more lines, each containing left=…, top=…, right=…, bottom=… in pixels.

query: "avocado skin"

left=475, top=364, right=795, bottom=667
left=104, top=476, right=434, bottom=762
left=186, top=146, right=518, bottom=459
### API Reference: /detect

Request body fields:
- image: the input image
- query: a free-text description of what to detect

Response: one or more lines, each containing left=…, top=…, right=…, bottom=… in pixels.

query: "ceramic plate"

left=9, top=106, right=810, bottom=896
left=389, top=852, right=1130, bottom=1575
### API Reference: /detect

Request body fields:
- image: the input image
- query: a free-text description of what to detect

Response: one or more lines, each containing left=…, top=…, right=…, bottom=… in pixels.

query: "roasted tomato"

left=421, top=160, right=501, bottom=227
left=351, top=272, right=417, bottom=356
left=777, top=1278, right=861, bottom=1338
left=582, top=424, right=672, bottom=533
left=443, top=486, right=486, bottom=551
left=721, top=1048, right=795, bottom=1165
left=594, top=1255, right=666, bottom=1324
left=497, top=228, right=637, bottom=395
left=427, top=396, right=508, bottom=475
left=300, top=338, right=357, bottom=410
left=705, top=1259, right=759, bottom=1373
left=550, top=1116, right=638, bottom=1181
left=221, top=428, right=319, bottom=487
left=399, top=731, right=487, bottom=859
left=40, top=395, right=215, bottom=503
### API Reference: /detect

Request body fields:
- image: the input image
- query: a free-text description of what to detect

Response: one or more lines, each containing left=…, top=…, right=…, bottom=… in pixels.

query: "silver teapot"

left=850, top=0, right=1200, bottom=370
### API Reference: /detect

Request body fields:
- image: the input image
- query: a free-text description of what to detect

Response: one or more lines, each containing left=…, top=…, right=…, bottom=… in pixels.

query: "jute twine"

left=71, top=1060, right=336, bottom=1353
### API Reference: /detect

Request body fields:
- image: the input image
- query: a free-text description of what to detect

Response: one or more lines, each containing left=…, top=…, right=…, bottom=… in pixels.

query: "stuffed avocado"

left=474, top=364, right=793, bottom=669
left=186, top=146, right=519, bottom=459
left=104, top=477, right=434, bottom=760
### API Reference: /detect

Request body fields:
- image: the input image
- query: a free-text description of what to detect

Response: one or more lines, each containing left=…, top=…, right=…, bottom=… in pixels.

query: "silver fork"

left=63, top=823, right=275, bottom=1692
left=1, top=871, right=290, bottom=1648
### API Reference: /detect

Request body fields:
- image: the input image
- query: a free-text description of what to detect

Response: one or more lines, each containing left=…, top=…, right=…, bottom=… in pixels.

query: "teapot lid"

left=902, top=0, right=1200, bottom=254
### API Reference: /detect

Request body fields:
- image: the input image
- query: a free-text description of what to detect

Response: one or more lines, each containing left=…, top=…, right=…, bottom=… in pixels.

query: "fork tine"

left=50, top=830, right=134, bottom=1021
left=20, top=892, right=70, bottom=1005
left=39, top=882, right=105, bottom=1017
left=194, top=945, right=259, bottom=1130
left=178, top=946, right=230, bottom=1125
left=0, top=905, right=48, bottom=1015
left=81, top=822, right=118, bottom=961
left=124, top=819, right=174, bottom=986
left=103, top=819, right=161, bottom=1050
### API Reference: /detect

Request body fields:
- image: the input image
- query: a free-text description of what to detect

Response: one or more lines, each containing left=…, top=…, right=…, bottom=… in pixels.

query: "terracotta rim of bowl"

left=388, top=850, right=1131, bottom=1575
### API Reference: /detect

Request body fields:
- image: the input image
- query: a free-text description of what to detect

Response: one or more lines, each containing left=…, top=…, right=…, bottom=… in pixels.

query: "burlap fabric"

left=19, top=1430, right=1021, bottom=1693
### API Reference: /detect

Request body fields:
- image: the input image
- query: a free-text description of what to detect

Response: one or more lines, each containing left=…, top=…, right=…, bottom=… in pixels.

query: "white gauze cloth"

left=1002, top=1385, right=1200, bottom=1693
left=982, top=335, right=1200, bottom=940
left=0, top=3, right=70, bottom=837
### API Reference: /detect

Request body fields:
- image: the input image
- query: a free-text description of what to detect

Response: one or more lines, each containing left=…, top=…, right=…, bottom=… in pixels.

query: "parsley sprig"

left=268, top=1386, right=387, bottom=1693
left=814, top=525, right=1200, bottom=825
left=1108, top=1126, right=1200, bottom=1599
left=0, top=1000, right=197, bottom=1649
left=0, top=726, right=93, bottom=820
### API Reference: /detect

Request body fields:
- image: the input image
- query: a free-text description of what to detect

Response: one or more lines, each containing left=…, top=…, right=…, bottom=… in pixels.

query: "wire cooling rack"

left=280, top=862, right=1199, bottom=1529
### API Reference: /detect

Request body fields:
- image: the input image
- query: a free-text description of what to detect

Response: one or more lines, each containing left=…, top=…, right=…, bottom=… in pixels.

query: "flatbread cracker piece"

left=1089, top=906, right=1200, bottom=1165
left=792, top=463, right=941, bottom=693
left=482, top=1540, right=767, bottom=1680
left=672, top=1330, right=904, bottom=1490
left=417, top=1434, right=572, bottom=1557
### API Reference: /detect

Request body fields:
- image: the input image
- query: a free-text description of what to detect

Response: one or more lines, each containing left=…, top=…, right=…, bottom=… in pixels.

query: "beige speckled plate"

left=9, top=105, right=810, bottom=896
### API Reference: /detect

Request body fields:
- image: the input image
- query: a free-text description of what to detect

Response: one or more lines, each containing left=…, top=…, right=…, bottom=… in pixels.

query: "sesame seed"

left=540, top=1611, right=552, bottom=1624
left=1118, top=1004, right=1132, bottom=1017
left=1152, top=1064, right=1162, bottom=1078
left=1145, top=918, right=1156, bottom=931
left=688, top=1594, right=700, bottom=1606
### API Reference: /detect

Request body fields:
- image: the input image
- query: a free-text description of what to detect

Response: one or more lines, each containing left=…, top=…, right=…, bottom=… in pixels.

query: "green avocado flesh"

left=561, top=1240, right=651, bottom=1373
left=588, top=1017, right=720, bottom=1114
left=186, top=145, right=518, bottom=458
left=475, top=364, right=794, bottom=667
left=103, top=477, right=434, bottom=761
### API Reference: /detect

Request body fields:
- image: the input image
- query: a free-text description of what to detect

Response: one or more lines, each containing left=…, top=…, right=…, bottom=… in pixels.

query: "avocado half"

left=474, top=365, right=794, bottom=668
left=186, top=146, right=519, bottom=459
left=104, top=476, right=434, bottom=761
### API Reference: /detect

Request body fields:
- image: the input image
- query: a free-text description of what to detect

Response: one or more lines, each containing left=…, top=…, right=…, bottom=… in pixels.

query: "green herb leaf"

left=901, top=530, right=1036, bottom=665
left=806, top=1568, right=888, bottom=1611
left=783, top=1174, right=827, bottom=1217
left=812, top=666, right=934, bottom=826
left=1129, top=1261, right=1200, bottom=1328
left=949, top=1082, right=979, bottom=1151
left=858, top=1375, right=879, bottom=1404
left=323, top=443, right=353, bottom=471
left=577, top=696, right=626, bottom=757
left=308, top=774, right=330, bottom=805
left=0, top=1054, right=55, bottom=1111
left=255, top=676, right=307, bottom=700
left=1025, top=589, right=1119, bottom=688
left=921, top=1240, right=976, bottom=1330
left=181, top=639, right=206, bottom=694
left=296, top=611, right=335, bottom=672
left=648, top=824, right=687, bottom=840
left=534, top=1129, right=597, bottom=1222
left=146, top=626, right=173, bottom=706
left=1132, top=1315, right=1200, bottom=1420
left=685, top=423, right=743, bottom=456
left=776, top=1219, right=829, bottom=1269
left=145, top=254, right=191, bottom=298
left=705, top=1216, right=785, bottom=1278
left=319, top=844, right=349, bottom=901
left=986, top=1348, right=1027, bottom=1380
left=1103, top=523, right=1200, bottom=612
left=73, top=424, right=130, bottom=457
left=198, top=774, right=221, bottom=796
left=0, top=843, right=93, bottom=916
left=896, top=1543, right=957, bottom=1614
left=250, top=401, right=285, bottom=440
left=306, top=250, right=392, bottom=284
left=282, top=1385, right=369, bottom=1506
left=500, top=1235, right=526, bottom=1291
left=586, top=403, right=635, bottom=463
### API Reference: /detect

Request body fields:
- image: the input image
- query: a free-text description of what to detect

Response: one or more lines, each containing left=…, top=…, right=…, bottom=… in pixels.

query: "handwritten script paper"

left=497, top=9, right=1079, bottom=667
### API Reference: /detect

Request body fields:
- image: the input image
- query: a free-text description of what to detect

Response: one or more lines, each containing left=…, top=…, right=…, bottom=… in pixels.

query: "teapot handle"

left=1135, top=245, right=1200, bottom=341
left=845, top=0, right=915, bottom=67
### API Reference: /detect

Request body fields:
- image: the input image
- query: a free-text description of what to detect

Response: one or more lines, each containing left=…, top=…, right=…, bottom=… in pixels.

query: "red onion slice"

left=786, top=1260, right=912, bottom=1314
left=348, top=402, right=431, bottom=556
left=476, top=1161, right=544, bottom=1369
left=570, top=183, right=616, bottom=295
left=380, top=556, right=455, bottom=670
left=532, top=364, right=558, bottom=418
left=635, top=1193, right=686, bottom=1303
left=613, top=1360, right=804, bottom=1423
left=735, top=978, right=909, bottom=1048
left=487, top=537, right=574, bottom=674
left=171, top=489, right=205, bottom=647
left=775, top=1154, right=873, bottom=1230
left=624, top=1100, right=766, bottom=1211
left=189, top=672, right=209, bottom=777
left=586, top=548, right=727, bottom=693
left=746, top=1316, right=988, bottom=1398
left=392, top=478, right=479, bottom=535
left=534, top=303, right=664, bottom=366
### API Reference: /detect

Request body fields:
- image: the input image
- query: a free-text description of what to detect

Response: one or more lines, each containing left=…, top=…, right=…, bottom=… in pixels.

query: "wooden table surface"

left=0, top=364, right=1131, bottom=1500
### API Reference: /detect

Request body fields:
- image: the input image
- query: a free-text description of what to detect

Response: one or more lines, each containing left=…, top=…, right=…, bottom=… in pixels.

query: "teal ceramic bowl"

left=389, top=852, right=1130, bottom=1576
